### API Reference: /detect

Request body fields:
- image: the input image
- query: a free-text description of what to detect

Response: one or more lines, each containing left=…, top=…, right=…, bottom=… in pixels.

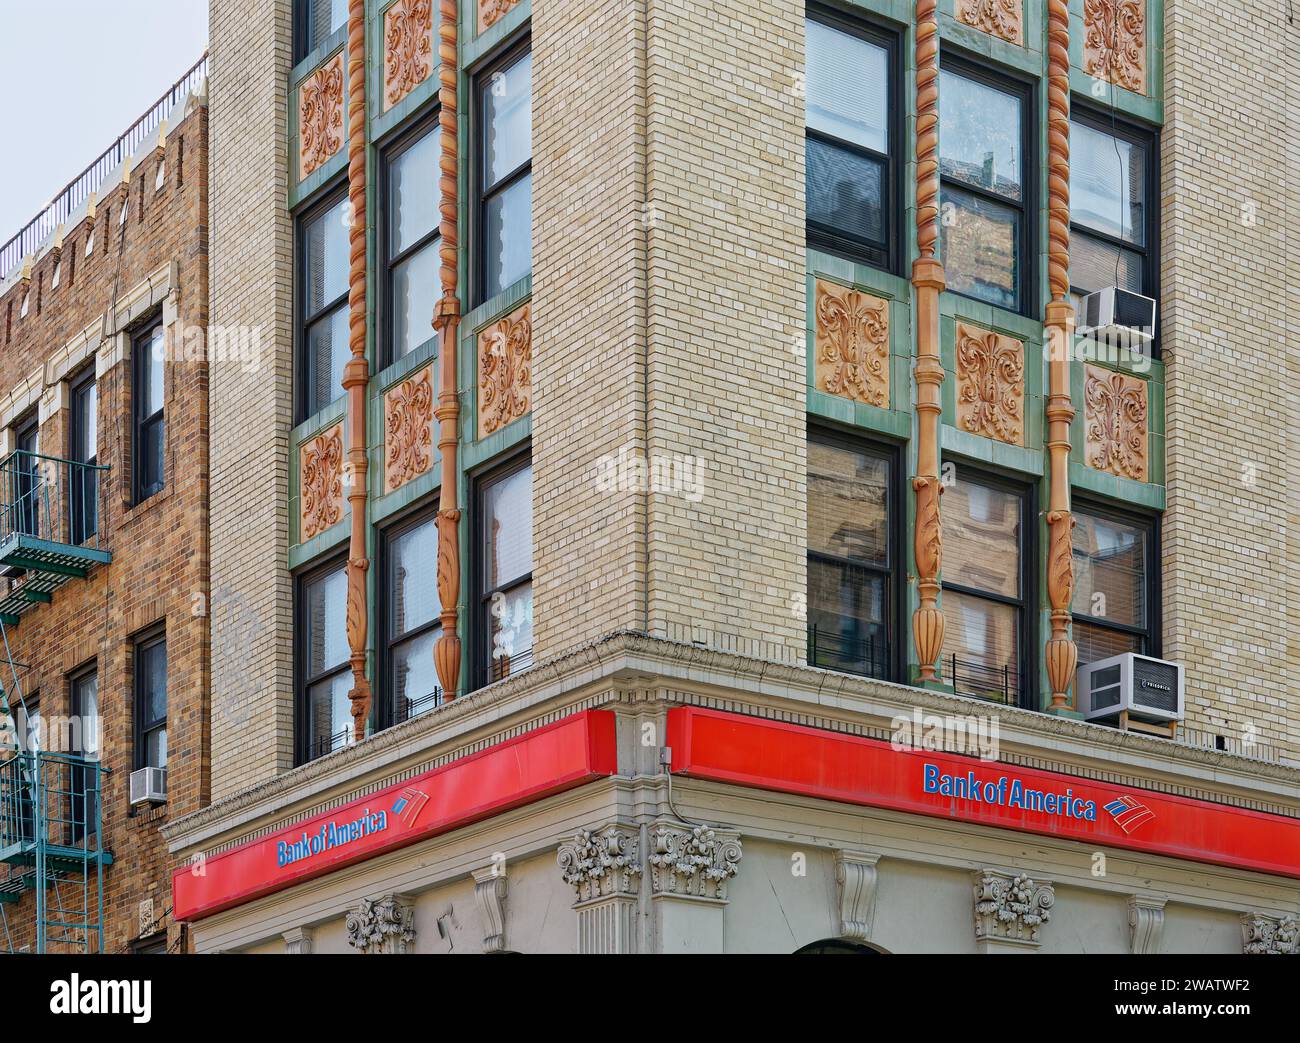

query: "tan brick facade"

left=0, top=99, right=210, bottom=953
left=207, top=0, right=296, bottom=799
left=1161, top=0, right=1300, bottom=755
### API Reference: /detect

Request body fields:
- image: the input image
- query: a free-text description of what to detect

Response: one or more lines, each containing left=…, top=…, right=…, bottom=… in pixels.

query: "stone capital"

left=557, top=824, right=642, bottom=905
left=647, top=822, right=742, bottom=902
left=345, top=894, right=415, bottom=954
left=1241, top=912, right=1299, bottom=954
left=973, top=869, right=1055, bottom=951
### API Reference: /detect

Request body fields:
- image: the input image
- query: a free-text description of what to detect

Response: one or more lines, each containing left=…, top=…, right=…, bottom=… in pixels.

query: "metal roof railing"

left=0, top=53, right=209, bottom=281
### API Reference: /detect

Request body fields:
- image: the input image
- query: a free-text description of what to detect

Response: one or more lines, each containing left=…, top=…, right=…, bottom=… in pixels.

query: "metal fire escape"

left=0, top=449, right=111, bottom=953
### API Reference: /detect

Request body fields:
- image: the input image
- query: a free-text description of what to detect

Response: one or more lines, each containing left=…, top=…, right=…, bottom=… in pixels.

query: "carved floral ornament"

left=1083, top=0, right=1147, bottom=95
left=479, top=0, right=521, bottom=32
left=300, top=423, right=345, bottom=540
left=384, top=365, right=435, bottom=492
left=956, top=0, right=1023, bottom=46
left=477, top=301, right=532, bottom=439
left=813, top=279, right=890, bottom=408
left=557, top=826, right=642, bottom=904
left=973, top=869, right=1055, bottom=944
left=1083, top=364, right=1148, bottom=482
left=648, top=825, right=743, bottom=901
left=298, top=52, right=345, bottom=180
left=383, top=0, right=434, bottom=112
left=345, top=895, right=415, bottom=954
left=1240, top=913, right=1299, bottom=955
left=955, top=322, right=1024, bottom=446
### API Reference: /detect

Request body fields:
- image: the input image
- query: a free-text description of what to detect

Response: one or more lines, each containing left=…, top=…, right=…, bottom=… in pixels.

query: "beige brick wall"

left=531, top=1, right=649, bottom=656
left=642, top=0, right=806, bottom=659
left=532, top=0, right=807, bottom=664
left=1161, top=0, right=1300, bottom=758
left=208, top=0, right=296, bottom=799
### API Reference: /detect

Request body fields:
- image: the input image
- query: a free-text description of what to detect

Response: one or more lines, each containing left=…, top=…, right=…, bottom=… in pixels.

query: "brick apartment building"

left=0, top=68, right=210, bottom=953
left=148, top=0, right=1300, bottom=953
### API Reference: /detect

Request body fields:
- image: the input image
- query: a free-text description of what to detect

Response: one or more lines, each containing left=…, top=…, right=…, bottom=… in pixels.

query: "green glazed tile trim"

left=464, top=0, right=530, bottom=60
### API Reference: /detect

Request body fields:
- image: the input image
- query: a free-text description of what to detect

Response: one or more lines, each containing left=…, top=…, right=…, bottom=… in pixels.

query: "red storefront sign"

left=667, top=706, right=1300, bottom=880
left=173, top=710, right=618, bottom=921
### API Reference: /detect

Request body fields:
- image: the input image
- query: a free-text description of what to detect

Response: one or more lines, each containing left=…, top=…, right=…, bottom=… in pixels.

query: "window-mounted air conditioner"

left=1077, top=287, right=1156, bottom=351
left=1077, top=652, right=1184, bottom=725
left=129, top=766, right=168, bottom=807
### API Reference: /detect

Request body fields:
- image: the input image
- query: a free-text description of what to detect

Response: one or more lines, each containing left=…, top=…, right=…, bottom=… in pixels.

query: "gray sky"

left=0, top=0, right=209, bottom=246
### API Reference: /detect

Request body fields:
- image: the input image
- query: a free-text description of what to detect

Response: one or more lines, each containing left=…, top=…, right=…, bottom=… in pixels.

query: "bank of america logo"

left=1103, top=795, right=1155, bottom=834
left=391, top=788, right=429, bottom=827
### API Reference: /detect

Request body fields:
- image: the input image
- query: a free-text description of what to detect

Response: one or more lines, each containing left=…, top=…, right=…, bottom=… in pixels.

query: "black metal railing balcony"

left=0, top=451, right=108, bottom=552
left=949, top=654, right=1018, bottom=706
left=490, top=647, right=534, bottom=683
left=396, top=687, right=443, bottom=724
left=807, top=624, right=889, bottom=681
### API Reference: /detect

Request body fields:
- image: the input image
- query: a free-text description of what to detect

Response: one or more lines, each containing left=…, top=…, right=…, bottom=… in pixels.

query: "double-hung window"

left=806, top=432, right=899, bottom=680
left=477, top=45, right=532, bottom=303
left=13, top=414, right=40, bottom=537
left=293, top=0, right=347, bottom=64
left=297, top=191, right=350, bottom=420
left=477, top=457, right=533, bottom=686
left=804, top=13, right=898, bottom=270
left=1071, top=504, right=1156, bottom=664
left=939, top=61, right=1033, bottom=314
left=70, top=370, right=98, bottom=544
left=1069, top=110, right=1157, bottom=341
left=134, top=631, right=167, bottom=771
left=133, top=318, right=165, bottom=502
left=381, top=512, right=442, bottom=725
left=941, top=469, right=1032, bottom=706
left=70, top=667, right=99, bottom=842
left=297, top=558, right=352, bottom=761
left=383, top=120, right=442, bottom=365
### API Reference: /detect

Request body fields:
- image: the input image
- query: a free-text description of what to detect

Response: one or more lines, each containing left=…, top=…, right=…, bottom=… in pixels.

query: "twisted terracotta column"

left=344, top=0, right=372, bottom=739
left=1044, top=0, right=1077, bottom=711
left=432, top=0, right=462, bottom=700
left=911, top=0, right=946, bottom=682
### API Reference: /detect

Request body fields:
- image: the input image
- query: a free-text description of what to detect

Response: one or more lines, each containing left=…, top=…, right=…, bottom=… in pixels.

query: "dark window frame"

left=13, top=411, right=40, bottom=538
left=473, top=37, right=533, bottom=307
left=69, top=366, right=98, bottom=544
left=69, top=662, right=99, bottom=843
left=377, top=502, right=443, bottom=729
left=471, top=445, right=533, bottom=691
left=292, top=0, right=346, bottom=65
left=1070, top=497, right=1161, bottom=659
left=937, top=52, right=1038, bottom=318
left=132, top=314, right=165, bottom=504
left=132, top=627, right=167, bottom=772
left=804, top=6, right=904, bottom=274
left=806, top=424, right=906, bottom=684
left=294, top=551, right=352, bottom=765
left=1068, top=103, right=1161, bottom=354
left=940, top=465, right=1037, bottom=709
left=294, top=183, right=351, bottom=423
left=379, top=110, right=443, bottom=370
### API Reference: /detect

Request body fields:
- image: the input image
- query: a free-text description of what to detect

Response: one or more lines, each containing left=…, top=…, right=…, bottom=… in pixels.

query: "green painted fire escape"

left=0, top=449, right=111, bottom=953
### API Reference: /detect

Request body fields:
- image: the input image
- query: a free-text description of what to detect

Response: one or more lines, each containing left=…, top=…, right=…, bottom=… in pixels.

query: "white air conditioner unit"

left=1077, top=286, right=1156, bottom=351
left=1077, top=652, right=1184, bottom=725
left=129, top=766, right=168, bottom=807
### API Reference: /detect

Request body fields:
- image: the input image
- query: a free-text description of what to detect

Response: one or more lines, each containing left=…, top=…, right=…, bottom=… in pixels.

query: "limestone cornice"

left=166, top=632, right=1300, bottom=858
